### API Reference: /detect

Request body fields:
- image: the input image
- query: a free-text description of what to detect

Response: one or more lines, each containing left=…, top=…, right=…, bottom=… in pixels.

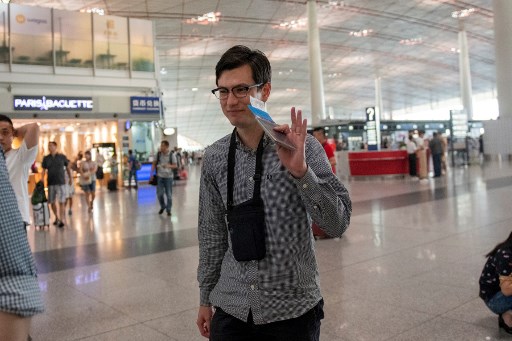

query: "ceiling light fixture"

left=80, top=7, right=105, bottom=15
left=163, top=127, right=175, bottom=136
left=276, top=18, right=307, bottom=30
left=322, top=0, right=344, bottom=8
left=186, top=12, right=221, bottom=25
left=160, top=67, right=168, bottom=75
left=399, top=38, right=423, bottom=46
left=349, top=29, right=373, bottom=37
left=1, top=0, right=11, bottom=4
left=451, top=8, right=476, bottom=18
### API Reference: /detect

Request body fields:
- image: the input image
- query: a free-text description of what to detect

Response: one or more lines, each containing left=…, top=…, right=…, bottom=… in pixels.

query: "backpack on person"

left=134, top=160, right=141, bottom=171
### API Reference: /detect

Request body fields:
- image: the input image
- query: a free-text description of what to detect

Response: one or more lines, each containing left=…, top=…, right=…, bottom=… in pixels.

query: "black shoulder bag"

left=226, top=129, right=266, bottom=262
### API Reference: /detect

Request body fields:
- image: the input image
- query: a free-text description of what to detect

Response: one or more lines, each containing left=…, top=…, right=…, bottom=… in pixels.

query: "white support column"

left=493, top=0, right=512, bottom=119
left=307, top=0, right=326, bottom=126
left=458, top=20, right=473, bottom=120
left=483, top=0, right=512, bottom=156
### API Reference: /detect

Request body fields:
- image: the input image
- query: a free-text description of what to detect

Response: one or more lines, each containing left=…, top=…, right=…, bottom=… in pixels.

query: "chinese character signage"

left=13, top=96, right=93, bottom=111
left=130, top=96, right=160, bottom=114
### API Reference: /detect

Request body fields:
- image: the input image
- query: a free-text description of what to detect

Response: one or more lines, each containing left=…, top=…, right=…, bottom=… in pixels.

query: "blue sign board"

left=136, top=162, right=152, bottom=182
left=130, top=96, right=160, bottom=114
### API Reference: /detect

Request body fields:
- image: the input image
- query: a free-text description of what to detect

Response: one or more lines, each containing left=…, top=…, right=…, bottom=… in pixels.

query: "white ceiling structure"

left=14, top=0, right=495, bottom=146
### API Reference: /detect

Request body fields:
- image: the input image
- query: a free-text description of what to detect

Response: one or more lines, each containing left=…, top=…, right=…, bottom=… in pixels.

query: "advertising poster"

left=10, top=4, right=52, bottom=65
left=94, top=15, right=128, bottom=69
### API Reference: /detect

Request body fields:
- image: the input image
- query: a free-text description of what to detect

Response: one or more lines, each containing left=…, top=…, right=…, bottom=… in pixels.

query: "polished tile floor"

left=27, top=159, right=512, bottom=340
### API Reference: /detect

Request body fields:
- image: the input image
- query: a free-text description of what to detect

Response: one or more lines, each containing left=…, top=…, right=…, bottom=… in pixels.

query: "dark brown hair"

left=215, top=45, right=271, bottom=86
left=486, top=231, right=512, bottom=258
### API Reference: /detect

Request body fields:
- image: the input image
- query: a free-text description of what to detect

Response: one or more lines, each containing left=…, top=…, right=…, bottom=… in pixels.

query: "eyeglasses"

left=211, top=83, right=263, bottom=100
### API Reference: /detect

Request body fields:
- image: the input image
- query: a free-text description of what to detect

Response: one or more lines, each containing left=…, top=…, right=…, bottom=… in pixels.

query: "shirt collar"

left=234, top=132, right=272, bottom=153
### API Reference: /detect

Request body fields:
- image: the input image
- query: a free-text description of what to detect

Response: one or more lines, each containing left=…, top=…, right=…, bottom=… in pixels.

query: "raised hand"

left=273, top=107, right=308, bottom=178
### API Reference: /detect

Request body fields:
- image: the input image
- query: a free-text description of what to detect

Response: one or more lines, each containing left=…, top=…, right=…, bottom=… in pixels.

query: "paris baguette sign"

left=13, top=96, right=93, bottom=111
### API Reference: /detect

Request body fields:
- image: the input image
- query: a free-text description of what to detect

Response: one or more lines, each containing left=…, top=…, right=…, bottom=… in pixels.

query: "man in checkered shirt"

left=0, top=145, right=44, bottom=339
left=196, top=45, right=351, bottom=340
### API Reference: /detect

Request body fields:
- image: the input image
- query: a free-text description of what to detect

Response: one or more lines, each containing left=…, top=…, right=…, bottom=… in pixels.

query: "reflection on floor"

left=29, top=160, right=512, bottom=340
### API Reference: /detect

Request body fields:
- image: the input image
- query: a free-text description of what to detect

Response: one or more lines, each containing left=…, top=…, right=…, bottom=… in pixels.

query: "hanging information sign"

left=366, top=107, right=380, bottom=150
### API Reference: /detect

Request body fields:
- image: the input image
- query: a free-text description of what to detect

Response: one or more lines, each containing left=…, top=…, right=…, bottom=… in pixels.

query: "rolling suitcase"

left=33, top=202, right=50, bottom=229
left=107, top=179, right=117, bottom=191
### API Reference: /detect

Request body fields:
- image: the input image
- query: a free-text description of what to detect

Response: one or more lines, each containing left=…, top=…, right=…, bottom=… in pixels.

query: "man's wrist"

left=289, top=164, right=308, bottom=179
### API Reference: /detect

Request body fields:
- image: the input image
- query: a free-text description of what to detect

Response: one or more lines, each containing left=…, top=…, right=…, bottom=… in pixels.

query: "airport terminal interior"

left=2, top=0, right=512, bottom=340
left=28, top=161, right=512, bottom=340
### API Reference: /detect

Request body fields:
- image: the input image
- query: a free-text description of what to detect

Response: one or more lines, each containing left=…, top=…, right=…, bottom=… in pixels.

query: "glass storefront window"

left=10, top=4, right=52, bottom=66
left=0, top=4, right=8, bottom=64
left=130, top=19, right=154, bottom=72
left=53, top=10, right=92, bottom=68
left=93, top=15, right=128, bottom=70
left=130, top=121, right=159, bottom=162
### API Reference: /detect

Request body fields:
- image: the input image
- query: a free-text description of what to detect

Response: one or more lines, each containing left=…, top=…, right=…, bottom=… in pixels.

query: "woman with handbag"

left=79, top=150, right=97, bottom=212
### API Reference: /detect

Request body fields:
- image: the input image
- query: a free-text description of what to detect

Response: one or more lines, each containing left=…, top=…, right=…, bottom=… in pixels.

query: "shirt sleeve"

left=292, top=136, right=351, bottom=238
left=495, top=249, right=512, bottom=276
left=16, top=141, right=38, bottom=167
left=324, top=143, right=335, bottom=159
left=41, top=155, right=48, bottom=169
left=197, top=150, right=229, bottom=306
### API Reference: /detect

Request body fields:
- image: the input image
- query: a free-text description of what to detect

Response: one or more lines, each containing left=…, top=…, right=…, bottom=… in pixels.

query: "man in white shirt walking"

left=0, top=115, right=40, bottom=226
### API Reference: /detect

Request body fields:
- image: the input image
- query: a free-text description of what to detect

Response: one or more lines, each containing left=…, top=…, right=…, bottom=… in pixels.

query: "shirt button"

left=250, top=285, right=255, bottom=290
left=303, top=183, right=308, bottom=189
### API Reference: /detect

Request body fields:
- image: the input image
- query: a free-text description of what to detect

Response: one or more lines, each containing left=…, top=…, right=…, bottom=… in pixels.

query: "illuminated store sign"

left=130, top=96, right=160, bottom=114
left=13, top=96, right=93, bottom=111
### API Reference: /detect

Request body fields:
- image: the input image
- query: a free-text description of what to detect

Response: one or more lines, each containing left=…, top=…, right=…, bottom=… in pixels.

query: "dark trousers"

left=128, top=170, right=138, bottom=187
left=408, top=153, right=417, bottom=176
left=210, top=299, right=324, bottom=341
left=432, top=153, right=442, bottom=177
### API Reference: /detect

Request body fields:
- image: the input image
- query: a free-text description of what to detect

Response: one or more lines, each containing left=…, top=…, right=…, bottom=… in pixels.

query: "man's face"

left=161, top=143, right=169, bottom=153
left=0, top=121, right=14, bottom=152
left=313, top=130, right=325, bottom=143
left=217, top=64, right=270, bottom=129
left=48, top=143, right=57, bottom=154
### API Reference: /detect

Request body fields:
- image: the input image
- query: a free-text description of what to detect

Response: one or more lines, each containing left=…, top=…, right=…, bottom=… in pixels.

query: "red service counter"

left=348, top=150, right=409, bottom=176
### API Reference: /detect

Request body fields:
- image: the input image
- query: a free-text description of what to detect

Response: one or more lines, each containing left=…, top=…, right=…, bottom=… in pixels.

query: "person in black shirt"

left=41, top=142, right=72, bottom=227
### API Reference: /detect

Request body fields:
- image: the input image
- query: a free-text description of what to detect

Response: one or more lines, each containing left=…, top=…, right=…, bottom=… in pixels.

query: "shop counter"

left=348, top=150, right=409, bottom=176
